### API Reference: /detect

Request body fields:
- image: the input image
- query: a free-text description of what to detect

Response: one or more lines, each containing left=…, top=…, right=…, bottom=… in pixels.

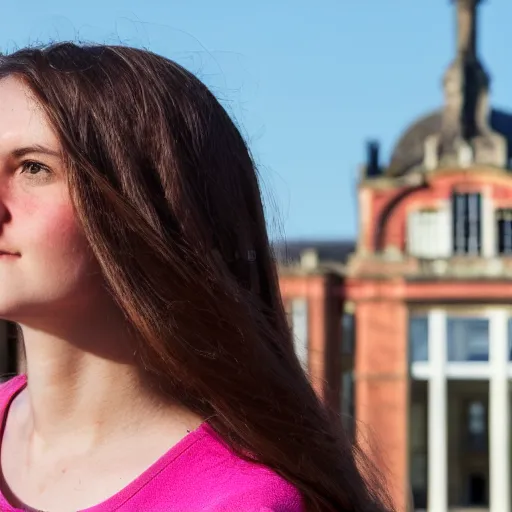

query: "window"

left=341, top=313, right=354, bottom=355
left=468, top=473, right=487, bottom=506
left=410, top=402, right=428, bottom=509
left=410, top=315, right=492, bottom=363
left=290, top=298, right=308, bottom=369
left=410, top=403, right=426, bottom=451
left=407, top=208, right=451, bottom=258
left=409, top=316, right=428, bottom=362
left=447, top=317, right=489, bottom=362
left=496, top=208, right=512, bottom=255
left=452, top=192, right=482, bottom=255
left=467, top=401, right=487, bottom=452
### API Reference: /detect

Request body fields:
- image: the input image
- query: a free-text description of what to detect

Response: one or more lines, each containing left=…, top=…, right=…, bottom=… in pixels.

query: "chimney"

left=365, top=140, right=381, bottom=177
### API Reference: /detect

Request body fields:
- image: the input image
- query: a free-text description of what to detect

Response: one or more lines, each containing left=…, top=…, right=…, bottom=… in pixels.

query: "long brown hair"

left=0, top=43, right=393, bottom=511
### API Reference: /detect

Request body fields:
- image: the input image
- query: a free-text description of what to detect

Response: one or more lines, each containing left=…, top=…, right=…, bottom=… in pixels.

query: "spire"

left=428, top=0, right=507, bottom=169
left=455, top=0, right=481, bottom=60
left=442, top=0, right=488, bottom=144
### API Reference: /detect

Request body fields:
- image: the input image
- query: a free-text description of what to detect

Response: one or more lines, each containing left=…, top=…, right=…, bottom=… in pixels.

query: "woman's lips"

left=0, top=250, right=20, bottom=258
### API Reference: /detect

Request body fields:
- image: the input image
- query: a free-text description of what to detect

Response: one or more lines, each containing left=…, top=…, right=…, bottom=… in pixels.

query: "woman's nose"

left=0, top=193, right=9, bottom=224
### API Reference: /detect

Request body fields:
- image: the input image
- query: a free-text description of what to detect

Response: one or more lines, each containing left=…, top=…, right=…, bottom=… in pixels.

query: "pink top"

left=0, top=375, right=303, bottom=512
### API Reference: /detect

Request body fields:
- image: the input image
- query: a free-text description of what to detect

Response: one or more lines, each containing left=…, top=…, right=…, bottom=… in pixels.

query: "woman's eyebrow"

left=10, top=144, right=61, bottom=159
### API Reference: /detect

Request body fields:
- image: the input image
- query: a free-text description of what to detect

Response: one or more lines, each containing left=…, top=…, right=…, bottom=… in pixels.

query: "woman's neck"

left=15, top=307, right=169, bottom=450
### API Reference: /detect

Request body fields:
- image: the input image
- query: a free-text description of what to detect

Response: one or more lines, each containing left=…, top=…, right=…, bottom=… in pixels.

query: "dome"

left=386, top=108, right=512, bottom=177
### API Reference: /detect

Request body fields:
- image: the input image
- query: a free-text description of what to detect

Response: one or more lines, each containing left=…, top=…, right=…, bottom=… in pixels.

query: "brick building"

left=280, top=1, right=512, bottom=511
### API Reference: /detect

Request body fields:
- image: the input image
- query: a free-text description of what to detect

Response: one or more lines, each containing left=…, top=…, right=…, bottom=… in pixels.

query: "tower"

left=348, top=1, right=512, bottom=510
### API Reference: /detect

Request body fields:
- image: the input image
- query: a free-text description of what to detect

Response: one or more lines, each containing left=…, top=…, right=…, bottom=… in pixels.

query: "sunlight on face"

left=0, top=77, right=100, bottom=324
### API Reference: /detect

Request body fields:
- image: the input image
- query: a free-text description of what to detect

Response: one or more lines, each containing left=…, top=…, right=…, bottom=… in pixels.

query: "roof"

left=272, top=240, right=355, bottom=266
left=387, top=108, right=512, bottom=177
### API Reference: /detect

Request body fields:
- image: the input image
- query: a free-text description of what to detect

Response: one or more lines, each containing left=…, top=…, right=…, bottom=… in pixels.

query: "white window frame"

left=291, top=298, right=308, bottom=370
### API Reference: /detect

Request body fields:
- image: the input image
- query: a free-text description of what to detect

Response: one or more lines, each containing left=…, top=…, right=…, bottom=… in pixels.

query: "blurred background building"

left=1, top=1, right=511, bottom=511
left=278, top=1, right=512, bottom=511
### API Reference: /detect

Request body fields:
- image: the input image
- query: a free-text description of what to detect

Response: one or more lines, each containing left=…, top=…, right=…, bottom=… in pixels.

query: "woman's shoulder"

left=158, top=423, right=304, bottom=511
left=203, top=449, right=304, bottom=512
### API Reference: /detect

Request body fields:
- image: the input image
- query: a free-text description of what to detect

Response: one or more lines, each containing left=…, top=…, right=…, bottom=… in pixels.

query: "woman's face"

left=0, top=76, right=100, bottom=323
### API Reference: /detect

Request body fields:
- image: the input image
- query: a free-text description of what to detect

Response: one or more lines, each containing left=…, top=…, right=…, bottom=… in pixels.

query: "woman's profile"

left=0, top=43, right=393, bottom=511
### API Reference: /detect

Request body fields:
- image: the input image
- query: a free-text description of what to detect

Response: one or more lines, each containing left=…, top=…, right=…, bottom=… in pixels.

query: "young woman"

left=0, top=44, right=393, bottom=511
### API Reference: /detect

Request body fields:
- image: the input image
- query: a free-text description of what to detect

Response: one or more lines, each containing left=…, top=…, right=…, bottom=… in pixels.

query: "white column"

left=489, top=309, right=510, bottom=512
left=428, top=310, right=448, bottom=512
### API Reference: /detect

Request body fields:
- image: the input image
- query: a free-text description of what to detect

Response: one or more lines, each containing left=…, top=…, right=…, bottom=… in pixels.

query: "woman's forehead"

left=0, top=77, right=60, bottom=154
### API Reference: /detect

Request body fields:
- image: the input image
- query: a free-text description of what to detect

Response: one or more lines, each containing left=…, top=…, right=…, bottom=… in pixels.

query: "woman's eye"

left=21, top=161, right=49, bottom=175
left=17, top=161, right=54, bottom=184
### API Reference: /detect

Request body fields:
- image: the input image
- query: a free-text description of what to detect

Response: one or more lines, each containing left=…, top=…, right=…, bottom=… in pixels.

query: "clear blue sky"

left=2, top=0, right=511, bottom=241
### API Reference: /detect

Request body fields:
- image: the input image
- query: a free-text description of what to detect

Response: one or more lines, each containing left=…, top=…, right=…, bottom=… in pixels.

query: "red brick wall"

left=355, top=299, right=409, bottom=512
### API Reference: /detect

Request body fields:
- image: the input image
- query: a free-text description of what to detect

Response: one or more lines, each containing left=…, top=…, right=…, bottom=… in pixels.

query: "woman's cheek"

left=21, top=196, right=84, bottom=256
